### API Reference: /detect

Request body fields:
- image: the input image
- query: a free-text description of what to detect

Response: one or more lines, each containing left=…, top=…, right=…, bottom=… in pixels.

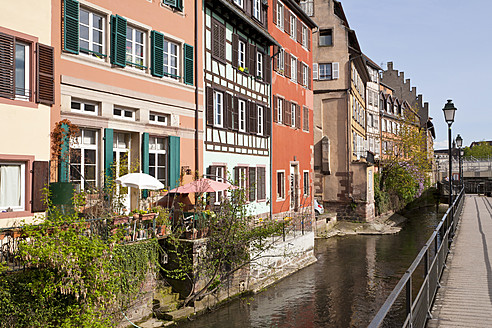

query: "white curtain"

left=0, top=165, right=21, bottom=209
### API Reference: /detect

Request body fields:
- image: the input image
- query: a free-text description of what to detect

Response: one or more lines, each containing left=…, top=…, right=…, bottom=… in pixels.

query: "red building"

left=269, top=0, right=316, bottom=219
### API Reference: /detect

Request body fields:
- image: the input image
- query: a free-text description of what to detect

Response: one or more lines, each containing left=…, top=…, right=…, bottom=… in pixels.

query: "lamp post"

left=456, top=134, right=463, bottom=191
left=443, top=100, right=457, bottom=207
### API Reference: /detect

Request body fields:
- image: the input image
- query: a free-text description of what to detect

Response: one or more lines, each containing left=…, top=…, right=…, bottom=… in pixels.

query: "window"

left=319, top=29, right=332, bottom=46
left=238, top=40, right=246, bottom=69
left=79, top=8, right=104, bottom=57
left=214, top=166, right=225, bottom=204
left=300, top=0, right=314, bottom=16
left=290, top=14, right=296, bottom=40
left=303, top=106, right=309, bottom=131
left=257, top=106, right=264, bottom=135
left=234, top=0, right=243, bottom=8
left=149, top=137, right=167, bottom=186
left=303, top=171, right=309, bottom=196
left=302, top=25, right=308, bottom=48
left=303, top=63, right=308, bottom=86
left=291, top=103, right=296, bottom=127
left=163, top=40, right=179, bottom=78
left=113, top=107, right=135, bottom=120
left=15, top=42, right=30, bottom=100
left=238, top=99, right=246, bottom=132
left=149, top=112, right=169, bottom=125
left=214, top=90, right=223, bottom=127
left=70, top=129, right=97, bottom=191
left=126, top=26, right=145, bottom=69
left=253, top=0, right=261, bottom=21
left=278, top=48, right=285, bottom=72
left=277, top=171, right=285, bottom=199
left=212, top=20, right=226, bottom=60
left=162, top=0, right=183, bottom=11
left=236, top=166, right=247, bottom=190
left=71, top=99, right=98, bottom=115
left=276, top=2, right=284, bottom=30
left=277, top=97, right=283, bottom=123
left=0, top=163, right=26, bottom=211
left=291, top=56, right=297, bottom=82
left=319, top=63, right=332, bottom=80
left=257, top=52, right=263, bottom=79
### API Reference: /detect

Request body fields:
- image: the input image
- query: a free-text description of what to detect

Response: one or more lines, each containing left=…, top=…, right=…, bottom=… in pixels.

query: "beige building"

left=0, top=0, right=54, bottom=227
left=311, top=0, right=374, bottom=221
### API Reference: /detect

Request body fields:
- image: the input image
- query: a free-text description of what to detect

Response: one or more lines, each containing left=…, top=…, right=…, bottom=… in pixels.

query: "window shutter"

left=249, top=167, right=256, bottom=202
left=297, top=59, right=302, bottom=85
left=273, top=45, right=278, bottom=71
left=308, top=29, right=311, bottom=51
left=313, top=63, right=318, bottom=80
left=168, top=136, right=180, bottom=189
left=272, top=0, right=277, bottom=25
left=233, top=96, right=239, bottom=130
left=36, top=43, right=55, bottom=105
left=234, top=166, right=239, bottom=185
left=296, top=104, right=301, bottom=129
left=249, top=103, right=257, bottom=134
left=265, top=106, right=271, bottom=136
left=184, top=43, right=194, bottom=85
left=258, top=167, right=266, bottom=200
left=58, top=123, right=70, bottom=183
left=151, top=30, right=164, bottom=77
left=273, top=95, right=278, bottom=123
left=285, top=100, right=291, bottom=126
left=226, top=93, right=233, bottom=129
left=110, top=15, right=127, bottom=67
left=206, top=86, right=214, bottom=125
left=297, top=19, right=302, bottom=44
left=308, top=66, right=312, bottom=90
left=104, top=128, right=114, bottom=187
left=284, top=7, right=290, bottom=34
left=0, top=32, right=15, bottom=99
left=141, top=132, right=150, bottom=198
left=207, top=166, right=217, bottom=204
left=249, top=44, right=256, bottom=75
left=63, top=0, right=79, bottom=54
left=264, top=53, right=271, bottom=84
left=333, top=62, right=339, bottom=79
left=175, top=0, right=184, bottom=11
left=284, top=52, right=290, bottom=78
left=232, top=33, right=238, bottom=68
left=32, top=161, right=49, bottom=212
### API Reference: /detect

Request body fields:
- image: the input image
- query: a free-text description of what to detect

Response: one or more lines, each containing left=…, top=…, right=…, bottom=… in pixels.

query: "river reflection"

left=176, top=207, right=442, bottom=328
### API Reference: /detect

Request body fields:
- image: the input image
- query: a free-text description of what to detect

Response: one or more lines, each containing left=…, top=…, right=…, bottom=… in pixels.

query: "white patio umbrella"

left=115, top=173, right=164, bottom=190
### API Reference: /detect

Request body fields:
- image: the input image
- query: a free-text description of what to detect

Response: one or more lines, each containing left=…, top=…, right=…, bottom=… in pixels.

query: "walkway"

left=427, top=195, right=492, bottom=327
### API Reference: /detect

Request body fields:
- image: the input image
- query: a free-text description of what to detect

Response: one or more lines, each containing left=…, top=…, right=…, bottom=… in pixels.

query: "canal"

left=176, top=206, right=444, bottom=328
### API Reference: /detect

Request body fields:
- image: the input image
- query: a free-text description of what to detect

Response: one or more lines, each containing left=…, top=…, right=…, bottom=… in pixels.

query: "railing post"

left=406, top=275, right=413, bottom=326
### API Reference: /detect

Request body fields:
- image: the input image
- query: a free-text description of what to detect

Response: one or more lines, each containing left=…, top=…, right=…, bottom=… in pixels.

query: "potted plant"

left=152, top=206, right=170, bottom=237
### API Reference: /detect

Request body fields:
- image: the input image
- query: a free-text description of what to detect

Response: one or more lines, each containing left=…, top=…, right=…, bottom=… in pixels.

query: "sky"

left=338, top=0, right=491, bottom=149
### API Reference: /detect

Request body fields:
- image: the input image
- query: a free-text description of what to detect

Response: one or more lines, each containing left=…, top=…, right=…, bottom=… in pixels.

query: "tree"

left=463, top=142, right=492, bottom=159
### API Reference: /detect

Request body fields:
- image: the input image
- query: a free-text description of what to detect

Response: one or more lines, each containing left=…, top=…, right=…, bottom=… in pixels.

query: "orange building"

left=269, top=0, right=316, bottom=219
left=52, top=0, right=203, bottom=210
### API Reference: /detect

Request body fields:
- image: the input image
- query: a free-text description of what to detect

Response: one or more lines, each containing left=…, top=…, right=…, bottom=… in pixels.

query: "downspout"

left=269, top=47, right=274, bottom=220
left=194, top=0, right=199, bottom=179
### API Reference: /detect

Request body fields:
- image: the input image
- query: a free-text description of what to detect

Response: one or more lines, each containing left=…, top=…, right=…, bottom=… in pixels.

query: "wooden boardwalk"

left=427, top=195, right=492, bottom=327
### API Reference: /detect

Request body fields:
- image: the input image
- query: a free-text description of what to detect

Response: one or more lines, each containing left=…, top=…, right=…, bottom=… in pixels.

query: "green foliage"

left=374, top=173, right=390, bottom=215
left=463, top=142, right=492, bottom=159
left=0, top=191, right=161, bottom=327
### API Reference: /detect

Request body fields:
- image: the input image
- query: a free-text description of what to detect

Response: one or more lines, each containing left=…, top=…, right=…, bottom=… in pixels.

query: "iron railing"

left=368, top=187, right=465, bottom=328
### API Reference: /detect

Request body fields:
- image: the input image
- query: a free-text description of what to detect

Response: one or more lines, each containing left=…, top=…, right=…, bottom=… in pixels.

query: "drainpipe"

left=194, top=0, right=199, bottom=180
left=269, top=48, right=274, bottom=220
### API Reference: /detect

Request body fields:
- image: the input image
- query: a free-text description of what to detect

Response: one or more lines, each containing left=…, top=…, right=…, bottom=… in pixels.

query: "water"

left=176, top=206, right=442, bottom=328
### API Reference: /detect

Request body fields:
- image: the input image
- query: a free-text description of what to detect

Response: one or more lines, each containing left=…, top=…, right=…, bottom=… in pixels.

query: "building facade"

left=53, top=0, right=203, bottom=211
left=311, top=0, right=374, bottom=221
left=0, top=0, right=54, bottom=227
left=364, top=55, right=381, bottom=162
left=270, top=0, right=316, bottom=220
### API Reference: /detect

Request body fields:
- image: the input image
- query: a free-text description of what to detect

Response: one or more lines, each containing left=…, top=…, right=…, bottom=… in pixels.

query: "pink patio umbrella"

left=167, top=178, right=238, bottom=194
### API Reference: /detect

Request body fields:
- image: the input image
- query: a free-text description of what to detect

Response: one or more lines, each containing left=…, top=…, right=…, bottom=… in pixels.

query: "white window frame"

left=302, top=24, right=308, bottom=48
left=277, top=97, right=283, bottom=123
left=0, top=163, right=26, bottom=211
left=291, top=55, right=297, bottom=82
left=237, top=166, right=247, bottom=190
left=276, top=170, right=285, bottom=200
left=238, top=99, right=246, bottom=132
left=126, top=25, right=146, bottom=69
left=276, top=2, right=284, bottom=30
left=291, top=103, right=296, bottom=127
left=303, top=170, right=309, bottom=196
left=290, top=13, right=296, bottom=40
left=79, top=8, right=105, bottom=58
left=163, top=39, right=179, bottom=79
left=238, top=40, right=246, bottom=69
left=257, top=52, right=263, bottom=79
left=14, top=42, right=30, bottom=100
left=253, top=0, right=261, bottom=21
left=215, top=166, right=225, bottom=204
left=149, top=136, right=167, bottom=186
left=303, top=63, right=308, bottom=87
left=319, top=63, right=332, bottom=80
left=257, top=105, right=264, bottom=135
left=234, top=0, right=243, bottom=9
left=71, top=99, right=98, bottom=115
left=214, top=91, right=223, bottom=127
left=149, top=112, right=169, bottom=125
left=113, top=107, right=136, bottom=121
left=278, top=48, right=285, bottom=72
left=71, top=129, right=98, bottom=191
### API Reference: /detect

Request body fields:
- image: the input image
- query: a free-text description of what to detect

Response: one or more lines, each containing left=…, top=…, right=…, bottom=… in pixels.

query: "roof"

left=363, top=54, right=382, bottom=70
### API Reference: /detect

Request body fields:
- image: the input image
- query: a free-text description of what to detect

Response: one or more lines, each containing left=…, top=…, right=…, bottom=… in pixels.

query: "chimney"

left=387, top=62, right=393, bottom=71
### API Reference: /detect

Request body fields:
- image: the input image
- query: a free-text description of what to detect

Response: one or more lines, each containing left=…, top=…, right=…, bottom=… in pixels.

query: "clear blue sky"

left=339, top=0, right=491, bottom=149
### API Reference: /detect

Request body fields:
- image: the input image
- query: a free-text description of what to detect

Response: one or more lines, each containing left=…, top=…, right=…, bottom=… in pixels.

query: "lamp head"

left=456, top=134, right=463, bottom=148
left=442, top=99, right=457, bottom=125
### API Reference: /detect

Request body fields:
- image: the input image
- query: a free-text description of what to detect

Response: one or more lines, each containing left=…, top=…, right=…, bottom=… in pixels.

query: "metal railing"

left=368, top=187, right=465, bottom=328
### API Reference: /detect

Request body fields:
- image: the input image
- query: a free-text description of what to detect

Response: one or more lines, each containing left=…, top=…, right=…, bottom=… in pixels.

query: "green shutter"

left=110, top=15, right=127, bottom=67
left=104, top=128, right=114, bottom=187
left=184, top=43, right=194, bottom=85
left=58, top=123, right=70, bottom=182
left=163, top=0, right=177, bottom=6
left=141, top=133, right=150, bottom=198
left=63, top=0, right=79, bottom=54
left=151, top=30, right=164, bottom=77
left=175, top=0, right=183, bottom=11
left=168, top=136, right=180, bottom=190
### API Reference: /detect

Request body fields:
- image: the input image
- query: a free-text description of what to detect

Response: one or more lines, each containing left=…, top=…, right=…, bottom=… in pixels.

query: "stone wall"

left=118, top=271, right=156, bottom=327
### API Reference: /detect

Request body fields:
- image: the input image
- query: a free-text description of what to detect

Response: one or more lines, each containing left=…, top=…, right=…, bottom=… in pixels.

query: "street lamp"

left=456, top=134, right=463, bottom=190
left=443, top=100, right=457, bottom=207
